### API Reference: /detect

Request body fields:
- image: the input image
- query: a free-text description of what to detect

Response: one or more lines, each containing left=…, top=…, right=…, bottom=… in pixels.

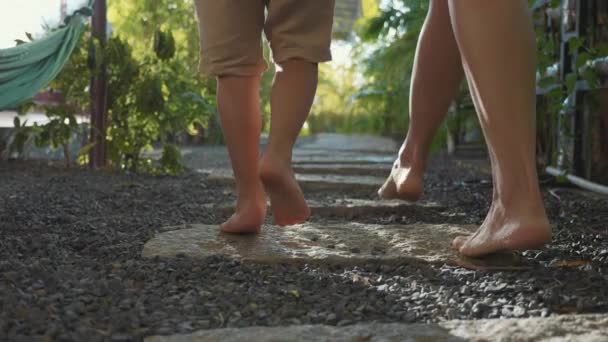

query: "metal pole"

left=89, top=0, right=108, bottom=169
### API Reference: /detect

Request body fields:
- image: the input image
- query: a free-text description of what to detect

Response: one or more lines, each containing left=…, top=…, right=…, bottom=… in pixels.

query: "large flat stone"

left=213, top=198, right=444, bottom=219
left=142, top=222, right=476, bottom=266
left=202, top=169, right=384, bottom=193
left=293, top=163, right=392, bottom=177
left=295, top=133, right=399, bottom=153
left=146, top=314, right=608, bottom=342
left=454, top=159, right=492, bottom=175
left=291, top=154, right=394, bottom=165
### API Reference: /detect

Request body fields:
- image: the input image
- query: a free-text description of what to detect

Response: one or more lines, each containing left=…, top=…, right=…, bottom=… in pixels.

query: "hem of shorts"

left=272, top=48, right=333, bottom=64
left=198, top=62, right=268, bottom=77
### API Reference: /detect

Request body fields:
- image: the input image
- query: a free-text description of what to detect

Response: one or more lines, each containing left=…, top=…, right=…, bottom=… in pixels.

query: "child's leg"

left=217, top=76, right=267, bottom=233
left=260, top=0, right=334, bottom=226
left=259, top=60, right=318, bottom=226
left=379, top=0, right=464, bottom=201
left=195, top=0, right=267, bottom=233
left=448, top=0, right=551, bottom=257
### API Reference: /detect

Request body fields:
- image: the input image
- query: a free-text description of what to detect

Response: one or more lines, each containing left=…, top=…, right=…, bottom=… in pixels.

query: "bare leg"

left=379, top=0, right=464, bottom=201
left=448, top=0, right=551, bottom=257
left=259, top=59, right=317, bottom=226
left=217, top=76, right=267, bottom=233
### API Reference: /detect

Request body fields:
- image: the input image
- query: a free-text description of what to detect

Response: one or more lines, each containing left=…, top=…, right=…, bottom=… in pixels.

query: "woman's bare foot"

left=220, top=185, right=267, bottom=234
left=259, top=155, right=310, bottom=226
left=378, top=160, right=424, bottom=201
left=452, top=202, right=552, bottom=257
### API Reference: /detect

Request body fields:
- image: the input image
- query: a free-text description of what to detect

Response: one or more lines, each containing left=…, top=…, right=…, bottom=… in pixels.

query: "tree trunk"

left=89, top=0, right=108, bottom=169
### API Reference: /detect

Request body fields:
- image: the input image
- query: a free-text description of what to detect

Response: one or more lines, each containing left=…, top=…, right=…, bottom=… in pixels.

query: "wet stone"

left=142, top=223, right=477, bottom=266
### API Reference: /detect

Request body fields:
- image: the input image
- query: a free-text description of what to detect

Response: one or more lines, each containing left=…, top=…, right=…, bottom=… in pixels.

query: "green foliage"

left=311, top=0, right=440, bottom=140
left=34, top=105, right=80, bottom=167
left=108, top=0, right=200, bottom=68
left=8, top=30, right=92, bottom=166
left=108, top=0, right=251, bottom=137
left=355, top=1, right=428, bottom=136
left=103, top=34, right=214, bottom=174
left=8, top=0, right=218, bottom=174
left=159, top=143, right=184, bottom=174
left=4, top=117, right=36, bottom=159
left=533, top=2, right=608, bottom=169
left=154, top=28, right=176, bottom=61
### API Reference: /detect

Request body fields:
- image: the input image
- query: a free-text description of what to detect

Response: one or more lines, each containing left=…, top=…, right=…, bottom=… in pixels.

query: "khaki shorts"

left=195, top=0, right=335, bottom=77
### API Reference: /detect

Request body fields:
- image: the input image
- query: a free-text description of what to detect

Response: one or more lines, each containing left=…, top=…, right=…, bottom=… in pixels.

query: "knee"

left=275, top=58, right=318, bottom=73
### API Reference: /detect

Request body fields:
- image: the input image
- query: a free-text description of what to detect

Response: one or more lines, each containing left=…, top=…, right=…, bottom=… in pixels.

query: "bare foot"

left=452, top=203, right=552, bottom=257
left=378, top=160, right=424, bottom=201
left=259, top=155, right=310, bottom=226
left=220, top=187, right=267, bottom=234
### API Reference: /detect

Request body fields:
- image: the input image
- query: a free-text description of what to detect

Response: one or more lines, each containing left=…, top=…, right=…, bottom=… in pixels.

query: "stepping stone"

left=292, top=163, right=392, bottom=177
left=143, top=148, right=193, bottom=160
left=142, top=222, right=476, bottom=266
left=295, top=133, right=399, bottom=153
left=201, top=169, right=384, bottom=193
left=455, top=159, right=492, bottom=175
left=453, top=143, right=488, bottom=159
left=213, top=198, right=444, bottom=219
left=291, top=154, right=394, bottom=165
left=146, top=314, right=608, bottom=342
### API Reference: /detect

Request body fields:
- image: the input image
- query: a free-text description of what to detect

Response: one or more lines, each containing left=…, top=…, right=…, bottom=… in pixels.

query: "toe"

left=452, top=235, right=469, bottom=251
left=378, top=177, right=396, bottom=199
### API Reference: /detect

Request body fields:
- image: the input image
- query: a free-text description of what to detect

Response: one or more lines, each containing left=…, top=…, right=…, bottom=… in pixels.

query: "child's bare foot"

left=259, top=155, right=310, bottom=226
left=452, top=202, right=551, bottom=257
left=378, top=160, right=424, bottom=201
left=220, top=186, right=267, bottom=234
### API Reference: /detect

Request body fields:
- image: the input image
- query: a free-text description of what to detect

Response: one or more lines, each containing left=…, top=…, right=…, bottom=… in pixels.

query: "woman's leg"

left=448, top=0, right=551, bottom=257
left=379, top=0, right=464, bottom=200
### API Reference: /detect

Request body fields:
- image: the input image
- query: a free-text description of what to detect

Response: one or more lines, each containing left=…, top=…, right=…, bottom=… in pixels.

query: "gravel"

left=0, top=150, right=607, bottom=340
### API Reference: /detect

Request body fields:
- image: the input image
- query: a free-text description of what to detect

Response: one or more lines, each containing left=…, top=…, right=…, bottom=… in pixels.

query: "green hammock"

left=0, top=1, right=94, bottom=110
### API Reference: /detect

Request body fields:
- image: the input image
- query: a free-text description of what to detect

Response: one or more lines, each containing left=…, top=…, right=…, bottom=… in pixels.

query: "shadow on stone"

left=455, top=252, right=531, bottom=271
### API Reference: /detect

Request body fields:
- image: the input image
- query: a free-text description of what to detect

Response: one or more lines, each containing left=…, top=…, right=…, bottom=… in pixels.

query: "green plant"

left=9, top=19, right=217, bottom=174
left=533, top=1, right=608, bottom=169
left=4, top=116, right=36, bottom=159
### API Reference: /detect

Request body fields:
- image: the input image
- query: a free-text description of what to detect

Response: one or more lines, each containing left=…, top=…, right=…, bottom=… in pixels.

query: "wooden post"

left=89, top=0, right=108, bottom=169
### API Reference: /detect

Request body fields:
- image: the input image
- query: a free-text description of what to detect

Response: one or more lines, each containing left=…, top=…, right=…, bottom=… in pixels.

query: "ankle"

left=236, top=181, right=266, bottom=198
left=397, top=145, right=428, bottom=171
left=491, top=195, right=548, bottom=222
left=396, top=153, right=426, bottom=173
left=235, top=193, right=266, bottom=211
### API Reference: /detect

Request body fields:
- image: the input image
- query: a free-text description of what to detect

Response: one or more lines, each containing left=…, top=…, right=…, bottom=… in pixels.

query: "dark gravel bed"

left=1, top=155, right=607, bottom=341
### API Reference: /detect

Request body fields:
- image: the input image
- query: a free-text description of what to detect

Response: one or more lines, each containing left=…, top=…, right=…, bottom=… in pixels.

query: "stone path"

left=4, top=133, right=607, bottom=340
left=146, top=314, right=608, bottom=342
left=140, top=134, right=606, bottom=340
left=294, top=133, right=399, bottom=154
